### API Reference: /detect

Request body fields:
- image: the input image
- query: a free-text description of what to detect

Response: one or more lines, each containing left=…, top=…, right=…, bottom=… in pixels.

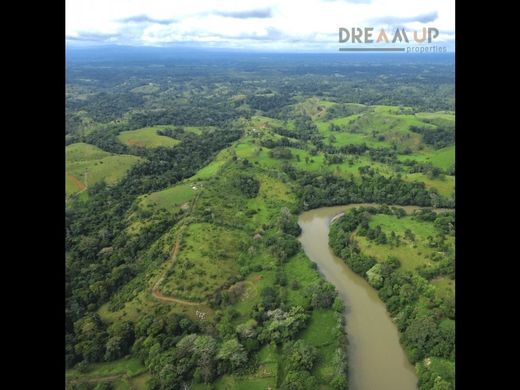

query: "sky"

left=66, top=0, right=455, bottom=52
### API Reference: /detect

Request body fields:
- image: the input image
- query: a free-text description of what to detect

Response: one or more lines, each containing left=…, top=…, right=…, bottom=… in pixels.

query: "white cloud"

left=66, top=0, right=455, bottom=51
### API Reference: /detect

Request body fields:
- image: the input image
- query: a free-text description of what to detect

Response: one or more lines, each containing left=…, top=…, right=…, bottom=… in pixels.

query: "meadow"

left=117, top=126, right=180, bottom=148
left=66, top=143, right=143, bottom=196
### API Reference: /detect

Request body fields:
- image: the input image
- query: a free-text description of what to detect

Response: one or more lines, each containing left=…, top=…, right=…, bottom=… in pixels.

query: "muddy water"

left=298, top=204, right=421, bottom=390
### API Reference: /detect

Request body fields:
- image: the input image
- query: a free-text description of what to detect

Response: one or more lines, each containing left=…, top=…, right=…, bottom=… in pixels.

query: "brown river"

left=298, top=204, right=425, bottom=390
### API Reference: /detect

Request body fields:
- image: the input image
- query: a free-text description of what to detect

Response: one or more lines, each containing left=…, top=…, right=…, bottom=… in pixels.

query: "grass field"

left=66, top=357, right=145, bottom=380
left=213, top=374, right=276, bottom=390
left=211, top=345, right=280, bottom=390
left=188, top=148, right=231, bottom=181
left=301, top=309, right=340, bottom=384
left=118, top=126, right=180, bottom=148
left=284, top=252, right=342, bottom=385
left=312, top=104, right=454, bottom=171
left=138, top=182, right=198, bottom=213
left=66, top=143, right=143, bottom=196
left=66, top=142, right=112, bottom=161
left=248, top=115, right=285, bottom=131
left=398, top=145, right=455, bottom=171
left=284, top=252, right=323, bottom=307
left=428, top=146, right=455, bottom=171
left=184, top=126, right=213, bottom=135
left=212, top=346, right=278, bottom=390
left=353, top=212, right=454, bottom=272
left=290, top=97, right=336, bottom=119
left=415, top=111, right=455, bottom=128
left=130, top=83, right=160, bottom=94
left=405, top=173, right=455, bottom=197
left=231, top=269, right=276, bottom=322
left=66, top=358, right=150, bottom=390
left=161, top=222, right=247, bottom=301
left=431, top=276, right=455, bottom=299
left=246, top=173, right=296, bottom=226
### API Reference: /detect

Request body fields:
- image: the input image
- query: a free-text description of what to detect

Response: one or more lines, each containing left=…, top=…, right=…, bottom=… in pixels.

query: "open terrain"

left=66, top=51, right=454, bottom=390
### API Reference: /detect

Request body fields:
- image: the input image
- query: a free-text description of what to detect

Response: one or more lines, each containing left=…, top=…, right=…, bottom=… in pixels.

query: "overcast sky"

left=66, top=0, right=455, bottom=51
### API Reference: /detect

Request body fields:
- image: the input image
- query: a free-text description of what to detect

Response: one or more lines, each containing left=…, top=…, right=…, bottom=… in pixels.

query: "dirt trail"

left=151, top=189, right=206, bottom=306
left=67, top=173, right=86, bottom=192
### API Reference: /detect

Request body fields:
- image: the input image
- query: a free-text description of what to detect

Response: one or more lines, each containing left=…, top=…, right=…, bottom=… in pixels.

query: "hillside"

left=65, top=54, right=455, bottom=390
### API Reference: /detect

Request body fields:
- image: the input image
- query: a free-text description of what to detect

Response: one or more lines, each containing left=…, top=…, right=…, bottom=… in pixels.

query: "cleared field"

left=66, top=142, right=111, bottom=161
left=188, top=148, right=231, bottom=181
left=233, top=138, right=393, bottom=181
left=398, top=145, right=455, bottom=171
left=213, top=375, right=275, bottom=390
left=66, top=143, right=143, bottom=196
left=429, top=145, right=455, bottom=170
left=415, top=111, right=455, bottom=128
left=290, top=97, right=335, bottom=119
left=212, top=346, right=278, bottom=390
left=313, top=105, right=454, bottom=157
left=235, top=141, right=326, bottom=172
left=246, top=173, right=296, bottom=225
left=231, top=270, right=276, bottom=321
left=184, top=126, right=212, bottom=135
left=284, top=252, right=324, bottom=307
left=405, top=173, right=455, bottom=197
left=161, top=223, right=246, bottom=301
left=249, top=115, right=284, bottom=131
left=139, top=182, right=197, bottom=213
left=432, top=276, right=455, bottom=298
left=301, top=309, right=341, bottom=384
left=354, top=213, right=454, bottom=272
left=66, top=357, right=145, bottom=381
left=130, top=83, right=160, bottom=94
left=118, top=126, right=180, bottom=148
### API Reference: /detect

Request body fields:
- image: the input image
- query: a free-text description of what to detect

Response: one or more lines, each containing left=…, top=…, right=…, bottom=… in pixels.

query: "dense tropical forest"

left=66, top=48, right=454, bottom=390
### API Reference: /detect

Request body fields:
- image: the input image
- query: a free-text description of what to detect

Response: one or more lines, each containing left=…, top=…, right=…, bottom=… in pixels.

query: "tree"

left=286, top=340, right=318, bottom=371
left=277, top=208, right=301, bottom=237
left=404, top=228, right=416, bottom=242
left=281, top=369, right=319, bottom=390
left=217, top=338, right=248, bottom=372
left=236, top=319, right=258, bottom=340
left=305, top=281, right=336, bottom=309
left=403, top=316, right=439, bottom=362
left=73, top=314, right=108, bottom=363
left=261, top=287, right=279, bottom=310
left=260, top=306, right=309, bottom=344
left=233, top=175, right=260, bottom=198
left=171, top=334, right=218, bottom=383
left=104, top=321, right=135, bottom=361
left=366, top=263, right=384, bottom=289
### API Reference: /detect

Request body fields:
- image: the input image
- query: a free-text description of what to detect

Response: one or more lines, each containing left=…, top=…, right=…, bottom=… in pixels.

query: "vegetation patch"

left=118, top=126, right=180, bottom=148
left=66, top=143, right=143, bottom=196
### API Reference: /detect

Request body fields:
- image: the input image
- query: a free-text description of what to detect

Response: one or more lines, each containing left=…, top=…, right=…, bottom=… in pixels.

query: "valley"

left=65, top=51, right=454, bottom=390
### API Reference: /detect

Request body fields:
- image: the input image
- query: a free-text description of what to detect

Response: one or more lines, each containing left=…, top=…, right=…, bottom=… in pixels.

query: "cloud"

left=66, top=31, right=119, bottom=42
left=372, top=11, right=438, bottom=25
left=66, top=0, right=454, bottom=51
left=233, top=27, right=285, bottom=40
left=323, top=0, right=372, bottom=3
left=119, top=14, right=176, bottom=25
left=213, top=8, right=272, bottom=19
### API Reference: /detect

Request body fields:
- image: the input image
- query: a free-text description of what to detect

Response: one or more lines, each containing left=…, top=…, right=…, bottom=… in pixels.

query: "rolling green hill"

left=66, top=143, right=143, bottom=197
